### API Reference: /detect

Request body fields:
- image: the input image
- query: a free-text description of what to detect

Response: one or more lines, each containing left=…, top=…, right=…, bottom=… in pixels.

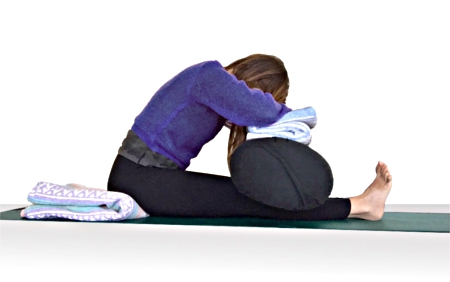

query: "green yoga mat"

left=1, top=207, right=449, bottom=233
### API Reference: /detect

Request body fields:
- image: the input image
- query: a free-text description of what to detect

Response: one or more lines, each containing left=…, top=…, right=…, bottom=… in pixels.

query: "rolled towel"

left=20, top=181, right=149, bottom=221
left=246, top=107, right=317, bottom=145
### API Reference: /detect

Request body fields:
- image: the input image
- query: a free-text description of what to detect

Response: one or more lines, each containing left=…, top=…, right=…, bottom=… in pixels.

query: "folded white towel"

left=247, top=107, right=317, bottom=145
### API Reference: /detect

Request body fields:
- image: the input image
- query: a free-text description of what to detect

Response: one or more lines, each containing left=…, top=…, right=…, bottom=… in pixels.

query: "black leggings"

left=107, top=155, right=351, bottom=220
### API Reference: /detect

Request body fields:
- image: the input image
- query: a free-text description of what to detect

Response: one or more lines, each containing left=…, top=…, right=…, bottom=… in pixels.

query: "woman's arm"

left=191, top=61, right=291, bottom=127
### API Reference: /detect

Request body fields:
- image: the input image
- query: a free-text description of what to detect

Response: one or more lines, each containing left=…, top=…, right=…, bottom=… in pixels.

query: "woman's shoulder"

left=178, top=60, right=228, bottom=83
left=175, top=60, right=223, bottom=79
left=167, top=60, right=224, bottom=83
left=191, top=60, right=223, bottom=70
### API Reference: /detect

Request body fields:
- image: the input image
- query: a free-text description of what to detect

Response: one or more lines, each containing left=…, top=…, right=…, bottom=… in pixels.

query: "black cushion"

left=230, top=137, right=333, bottom=211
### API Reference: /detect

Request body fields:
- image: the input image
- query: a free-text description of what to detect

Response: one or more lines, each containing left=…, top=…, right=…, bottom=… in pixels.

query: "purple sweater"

left=131, top=60, right=291, bottom=170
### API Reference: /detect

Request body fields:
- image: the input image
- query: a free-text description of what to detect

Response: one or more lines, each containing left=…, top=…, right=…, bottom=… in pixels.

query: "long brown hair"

left=224, top=54, right=289, bottom=169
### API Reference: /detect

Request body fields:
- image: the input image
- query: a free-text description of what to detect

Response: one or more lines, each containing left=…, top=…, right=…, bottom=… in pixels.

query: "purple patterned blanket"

left=20, top=182, right=149, bottom=221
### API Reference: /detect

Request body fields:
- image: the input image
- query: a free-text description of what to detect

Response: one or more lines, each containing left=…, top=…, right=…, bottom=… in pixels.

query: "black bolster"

left=230, top=137, right=333, bottom=211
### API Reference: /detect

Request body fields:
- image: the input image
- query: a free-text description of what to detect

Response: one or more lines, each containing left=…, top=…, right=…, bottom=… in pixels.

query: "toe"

left=376, top=163, right=382, bottom=174
left=386, top=175, right=392, bottom=183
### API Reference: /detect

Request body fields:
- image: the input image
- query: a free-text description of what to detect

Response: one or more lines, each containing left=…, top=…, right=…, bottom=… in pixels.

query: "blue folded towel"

left=246, top=107, right=317, bottom=145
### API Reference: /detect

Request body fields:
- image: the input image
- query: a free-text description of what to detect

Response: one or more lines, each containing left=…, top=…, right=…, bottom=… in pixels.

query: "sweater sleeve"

left=191, top=61, right=291, bottom=127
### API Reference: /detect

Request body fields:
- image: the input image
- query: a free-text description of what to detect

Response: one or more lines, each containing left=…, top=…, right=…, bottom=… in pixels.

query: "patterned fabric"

left=246, top=107, right=317, bottom=145
left=20, top=182, right=149, bottom=221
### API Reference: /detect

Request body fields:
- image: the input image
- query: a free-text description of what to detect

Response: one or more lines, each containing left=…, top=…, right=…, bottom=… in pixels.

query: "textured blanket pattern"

left=247, top=107, right=317, bottom=145
left=20, top=182, right=149, bottom=221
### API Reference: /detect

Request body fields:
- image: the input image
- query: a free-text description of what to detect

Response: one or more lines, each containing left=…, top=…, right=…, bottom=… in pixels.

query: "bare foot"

left=348, top=161, right=393, bottom=221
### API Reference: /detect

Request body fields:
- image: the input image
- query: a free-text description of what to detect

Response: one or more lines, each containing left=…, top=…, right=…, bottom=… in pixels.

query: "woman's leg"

left=107, top=155, right=352, bottom=221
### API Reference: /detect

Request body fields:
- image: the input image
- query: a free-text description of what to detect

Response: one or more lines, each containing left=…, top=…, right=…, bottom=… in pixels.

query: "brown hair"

left=224, top=54, right=289, bottom=169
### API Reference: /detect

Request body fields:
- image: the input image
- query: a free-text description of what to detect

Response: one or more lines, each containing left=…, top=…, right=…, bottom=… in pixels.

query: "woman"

left=107, top=54, right=392, bottom=221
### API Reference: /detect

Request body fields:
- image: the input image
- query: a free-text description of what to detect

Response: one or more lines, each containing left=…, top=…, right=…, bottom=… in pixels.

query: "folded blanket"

left=247, top=107, right=317, bottom=145
left=20, top=182, right=149, bottom=221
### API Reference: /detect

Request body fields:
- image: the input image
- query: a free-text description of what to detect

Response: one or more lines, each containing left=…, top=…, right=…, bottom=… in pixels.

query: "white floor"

left=1, top=204, right=449, bottom=281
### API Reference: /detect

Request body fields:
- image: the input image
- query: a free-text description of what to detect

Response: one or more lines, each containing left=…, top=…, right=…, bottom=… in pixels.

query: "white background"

left=1, top=0, right=449, bottom=204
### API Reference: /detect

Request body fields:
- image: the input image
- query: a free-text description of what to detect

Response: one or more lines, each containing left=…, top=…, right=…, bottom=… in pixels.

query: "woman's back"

left=131, top=60, right=290, bottom=170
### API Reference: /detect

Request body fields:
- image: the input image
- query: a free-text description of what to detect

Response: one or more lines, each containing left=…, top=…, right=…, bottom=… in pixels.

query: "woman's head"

left=224, top=54, right=289, bottom=103
left=225, top=54, right=290, bottom=168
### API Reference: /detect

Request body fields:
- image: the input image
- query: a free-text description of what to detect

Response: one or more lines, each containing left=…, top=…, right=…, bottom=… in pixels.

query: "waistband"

left=117, top=130, right=179, bottom=169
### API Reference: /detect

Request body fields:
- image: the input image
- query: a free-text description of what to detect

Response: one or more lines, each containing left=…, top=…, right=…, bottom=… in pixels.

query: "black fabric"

left=118, top=130, right=179, bottom=169
left=230, top=138, right=333, bottom=211
left=107, top=155, right=351, bottom=220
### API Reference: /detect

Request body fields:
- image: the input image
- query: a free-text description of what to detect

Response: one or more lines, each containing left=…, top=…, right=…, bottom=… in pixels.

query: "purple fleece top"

left=131, top=60, right=291, bottom=170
